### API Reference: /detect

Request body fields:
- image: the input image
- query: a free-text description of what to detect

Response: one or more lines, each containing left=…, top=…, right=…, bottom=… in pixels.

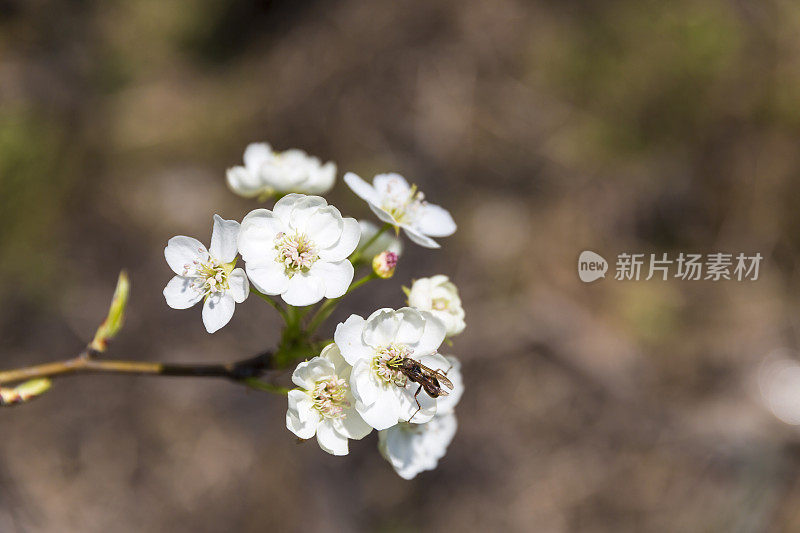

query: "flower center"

left=311, top=377, right=349, bottom=419
left=432, top=297, right=449, bottom=311
left=381, top=184, right=425, bottom=224
left=183, top=251, right=231, bottom=297
left=274, top=232, right=318, bottom=275
left=372, top=344, right=412, bottom=386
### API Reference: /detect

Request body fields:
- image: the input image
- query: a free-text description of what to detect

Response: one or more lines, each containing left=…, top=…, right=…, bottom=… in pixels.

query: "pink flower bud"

left=372, top=251, right=398, bottom=279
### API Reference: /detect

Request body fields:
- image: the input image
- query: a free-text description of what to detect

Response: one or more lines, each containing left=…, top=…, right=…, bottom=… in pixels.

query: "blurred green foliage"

left=543, top=1, right=744, bottom=154
left=0, top=108, right=71, bottom=298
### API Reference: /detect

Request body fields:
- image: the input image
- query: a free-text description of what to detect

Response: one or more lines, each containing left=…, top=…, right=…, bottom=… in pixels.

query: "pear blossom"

left=226, top=142, right=336, bottom=199
left=378, top=412, right=458, bottom=480
left=237, top=194, right=360, bottom=306
left=163, top=215, right=249, bottom=333
left=334, top=307, right=448, bottom=430
left=407, top=275, right=466, bottom=337
left=286, top=344, right=372, bottom=455
left=378, top=354, right=462, bottom=479
left=345, top=172, right=456, bottom=249
left=358, top=220, right=403, bottom=259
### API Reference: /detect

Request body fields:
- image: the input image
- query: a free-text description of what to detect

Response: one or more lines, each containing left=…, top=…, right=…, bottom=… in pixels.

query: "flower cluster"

left=227, top=143, right=336, bottom=200
left=162, top=142, right=466, bottom=478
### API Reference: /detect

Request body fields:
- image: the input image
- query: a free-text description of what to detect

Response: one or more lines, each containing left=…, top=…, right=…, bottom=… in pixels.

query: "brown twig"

left=0, top=349, right=274, bottom=389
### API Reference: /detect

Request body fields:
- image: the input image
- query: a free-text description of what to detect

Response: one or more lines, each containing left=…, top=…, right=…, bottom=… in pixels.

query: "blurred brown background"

left=3, top=0, right=800, bottom=531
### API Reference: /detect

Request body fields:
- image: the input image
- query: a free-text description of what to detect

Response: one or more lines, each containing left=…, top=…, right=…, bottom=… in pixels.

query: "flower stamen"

left=274, top=232, right=318, bottom=276
left=188, top=254, right=231, bottom=298
left=381, top=184, right=426, bottom=224
left=311, top=377, right=349, bottom=419
left=372, top=344, right=412, bottom=386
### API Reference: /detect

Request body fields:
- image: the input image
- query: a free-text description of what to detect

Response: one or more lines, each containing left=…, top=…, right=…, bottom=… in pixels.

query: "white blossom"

left=345, top=173, right=456, bottom=249
left=378, top=412, right=458, bottom=480
left=358, top=220, right=403, bottom=259
left=227, top=143, right=336, bottom=199
left=163, top=215, right=249, bottom=333
left=334, top=307, right=448, bottom=430
left=286, top=344, right=372, bottom=455
left=407, top=275, right=466, bottom=337
left=237, top=194, right=360, bottom=306
left=378, top=355, right=462, bottom=479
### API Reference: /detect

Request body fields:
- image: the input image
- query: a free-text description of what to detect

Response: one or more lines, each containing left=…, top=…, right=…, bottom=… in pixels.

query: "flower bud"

left=0, top=379, right=52, bottom=406
left=90, top=270, right=130, bottom=353
left=372, top=251, right=398, bottom=279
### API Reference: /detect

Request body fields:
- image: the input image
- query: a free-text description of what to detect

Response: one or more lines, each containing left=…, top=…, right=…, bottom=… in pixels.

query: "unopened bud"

left=0, top=379, right=52, bottom=406
left=90, top=270, right=130, bottom=353
left=372, top=251, right=398, bottom=279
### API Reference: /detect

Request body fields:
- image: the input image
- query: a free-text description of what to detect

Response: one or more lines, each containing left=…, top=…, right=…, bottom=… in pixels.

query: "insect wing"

left=437, top=373, right=454, bottom=390
left=418, top=362, right=455, bottom=390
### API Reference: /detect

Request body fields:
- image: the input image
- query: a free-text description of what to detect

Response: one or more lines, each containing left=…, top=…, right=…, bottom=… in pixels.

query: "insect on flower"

left=390, top=357, right=454, bottom=421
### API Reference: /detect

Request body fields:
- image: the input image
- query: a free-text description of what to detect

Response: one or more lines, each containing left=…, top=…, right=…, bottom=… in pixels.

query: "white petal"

left=406, top=277, right=433, bottom=309
left=363, top=309, right=401, bottom=347
left=344, top=172, right=380, bottom=204
left=292, top=358, right=336, bottom=389
left=350, top=359, right=379, bottom=405
left=244, top=261, right=289, bottom=295
left=369, top=203, right=400, bottom=226
left=272, top=193, right=307, bottom=225
left=262, top=161, right=306, bottom=190
left=378, top=427, right=420, bottom=479
left=226, top=166, right=263, bottom=197
left=320, top=343, right=349, bottom=376
left=319, top=217, right=361, bottom=262
left=414, top=203, right=456, bottom=237
left=378, top=413, right=458, bottom=479
left=316, top=421, right=349, bottom=456
left=202, top=292, right=236, bottom=333
left=435, top=355, right=463, bottom=414
left=164, top=236, right=206, bottom=275
left=306, top=161, right=336, bottom=194
left=418, top=352, right=450, bottom=372
left=302, top=206, right=343, bottom=249
left=163, top=276, right=203, bottom=309
left=334, top=315, right=372, bottom=364
left=334, top=409, right=373, bottom=440
left=238, top=209, right=283, bottom=262
left=411, top=310, right=447, bottom=356
left=243, top=142, right=272, bottom=172
left=356, top=393, right=402, bottom=431
left=398, top=384, right=437, bottom=424
left=281, top=272, right=326, bottom=306
left=402, top=226, right=441, bottom=249
left=373, top=173, right=410, bottom=197
left=286, top=389, right=319, bottom=439
left=209, top=215, right=240, bottom=263
left=287, top=195, right=328, bottom=233
left=393, top=307, right=425, bottom=345
left=309, top=260, right=354, bottom=299
left=227, top=268, right=249, bottom=303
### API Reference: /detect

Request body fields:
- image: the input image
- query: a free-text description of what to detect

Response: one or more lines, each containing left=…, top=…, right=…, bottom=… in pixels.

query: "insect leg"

left=408, top=384, right=423, bottom=422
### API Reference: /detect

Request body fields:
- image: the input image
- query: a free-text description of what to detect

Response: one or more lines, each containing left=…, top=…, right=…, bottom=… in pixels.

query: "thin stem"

left=253, top=289, right=289, bottom=322
left=350, top=223, right=393, bottom=264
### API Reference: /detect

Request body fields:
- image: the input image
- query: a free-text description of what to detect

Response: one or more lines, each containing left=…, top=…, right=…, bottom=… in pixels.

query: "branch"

left=0, top=349, right=275, bottom=388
